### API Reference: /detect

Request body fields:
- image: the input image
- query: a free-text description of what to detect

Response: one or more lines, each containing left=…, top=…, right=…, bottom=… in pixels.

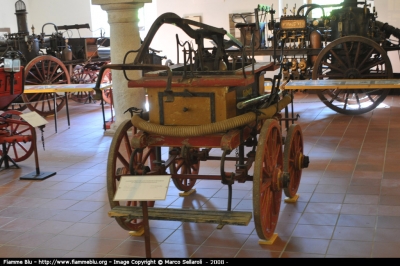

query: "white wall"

left=0, top=0, right=22, bottom=33
left=0, top=0, right=93, bottom=37
left=374, top=0, right=400, bottom=72
left=27, top=0, right=93, bottom=37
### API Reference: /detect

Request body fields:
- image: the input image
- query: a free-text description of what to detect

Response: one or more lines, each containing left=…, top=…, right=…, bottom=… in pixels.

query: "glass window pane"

left=309, top=0, right=342, bottom=18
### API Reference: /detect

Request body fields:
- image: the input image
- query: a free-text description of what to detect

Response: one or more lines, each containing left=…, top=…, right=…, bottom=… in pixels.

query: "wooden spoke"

left=169, top=147, right=199, bottom=192
left=22, top=55, right=70, bottom=117
left=283, top=124, right=305, bottom=198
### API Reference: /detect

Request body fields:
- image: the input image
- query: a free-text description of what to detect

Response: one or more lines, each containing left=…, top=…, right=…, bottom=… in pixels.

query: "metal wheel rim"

left=22, top=55, right=70, bottom=117
left=253, top=119, right=283, bottom=240
left=312, top=36, right=392, bottom=115
left=283, top=124, right=303, bottom=198
left=106, top=119, right=155, bottom=231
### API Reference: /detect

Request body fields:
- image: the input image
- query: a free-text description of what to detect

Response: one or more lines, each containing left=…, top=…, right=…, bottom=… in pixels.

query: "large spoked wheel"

left=253, top=119, right=283, bottom=240
left=23, top=55, right=70, bottom=117
left=70, top=65, right=112, bottom=104
left=69, top=65, right=98, bottom=103
left=169, top=147, right=199, bottom=191
left=312, top=36, right=393, bottom=115
left=0, top=110, right=35, bottom=162
left=107, top=119, right=155, bottom=231
left=283, top=124, right=305, bottom=198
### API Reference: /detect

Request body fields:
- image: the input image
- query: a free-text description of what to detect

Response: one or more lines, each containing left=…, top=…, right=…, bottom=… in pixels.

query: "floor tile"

left=332, top=226, right=375, bottom=241
left=151, top=243, right=199, bottom=258
left=164, top=229, right=213, bottom=245
left=32, top=220, right=74, bottom=234
left=7, top=231, right=56, bottom=247
left=291, top=224, right=335, bottom=239
left=73, top=237, right=124, bottom=254
left=326, top=240, right=372, bottom=257
left=372, top=242, right=400, bottom=258
left=0, top=245, right=34, bottom=257
left=39, top=234, right=89, bottom=251
left=298, top=213, right=339, bottom=226
left=337, top=214, right=376, bottom=228
left=108, top=240, right=159, bottom=257
left=191, top=246, right=239, bottom=258
left=284, top=237, right=330, bottom=255
left=236, top=249, right=280, bottom=258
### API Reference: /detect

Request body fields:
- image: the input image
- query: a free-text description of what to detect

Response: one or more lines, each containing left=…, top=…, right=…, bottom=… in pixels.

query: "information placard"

left=20, top=111, right=48, bottom=127
left=114, top=175, right=171, bottom=201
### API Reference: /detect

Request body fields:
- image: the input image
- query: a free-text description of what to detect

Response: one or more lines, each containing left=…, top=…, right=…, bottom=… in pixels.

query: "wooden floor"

left=1, top=92, right=400, bottom=258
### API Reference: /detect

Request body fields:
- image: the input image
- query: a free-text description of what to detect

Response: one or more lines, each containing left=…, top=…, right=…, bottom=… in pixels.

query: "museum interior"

left=1, top=0, right=400, bottom=259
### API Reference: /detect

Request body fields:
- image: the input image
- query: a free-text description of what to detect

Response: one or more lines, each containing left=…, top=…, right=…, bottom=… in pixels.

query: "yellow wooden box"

left=146, top=86, right=238, bottom=126
left=128, top=62, right=275, bottom=126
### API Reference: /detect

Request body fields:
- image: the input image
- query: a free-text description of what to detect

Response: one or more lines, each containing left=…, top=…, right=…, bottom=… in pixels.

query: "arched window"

left=307, top=0, right=375, bottom=18
left=90, top=4, right=109, bottom=37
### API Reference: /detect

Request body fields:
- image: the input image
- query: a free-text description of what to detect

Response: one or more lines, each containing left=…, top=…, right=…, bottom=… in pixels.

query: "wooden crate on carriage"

left=129, top=63, right=272, bottom=126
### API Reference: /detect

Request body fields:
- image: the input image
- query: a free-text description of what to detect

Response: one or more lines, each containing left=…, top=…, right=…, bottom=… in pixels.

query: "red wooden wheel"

left=107, top=119, right=155, bottom=231
left=22, top=55, right=70, bottom=117
left=0, top=110, right=35, bottom=162
left=283, top=124, right=304, bottom=198
left=100, top=69, right=113, bottom=105
left=70, top=65, right=112, bottom=104
left=169, top=146, right=199, bottom=191
left=69, top=65, right=98, bottom=103
left=253, top=119, right=283, bottom=240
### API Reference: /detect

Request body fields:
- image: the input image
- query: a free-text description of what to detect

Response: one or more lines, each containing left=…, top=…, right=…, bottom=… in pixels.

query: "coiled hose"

left=131, top=94, right=292, bottom=137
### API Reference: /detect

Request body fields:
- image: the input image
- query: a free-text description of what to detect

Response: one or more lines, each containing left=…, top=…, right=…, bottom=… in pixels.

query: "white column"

left=92, top=0, right=151, bottom=133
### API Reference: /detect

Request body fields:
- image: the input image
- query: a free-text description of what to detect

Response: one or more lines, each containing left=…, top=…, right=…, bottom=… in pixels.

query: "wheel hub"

left=294, top=152, right=310, bottom=170
left=294, top=152, right=303, bottom=170
left=271, top=167, right=283, bottom=192
left=344, top=69, right=361, bottom=79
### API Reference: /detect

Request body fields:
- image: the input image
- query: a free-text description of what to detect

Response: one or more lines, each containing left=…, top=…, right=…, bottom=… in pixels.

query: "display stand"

left=24, top=83, right=112, bottom=132
left=19, top=133, right=57, bottom=180
left=0, top=142, right=19, bottom=169
left=19, top=112, right=56, bottom=180
left=114, top=175, right=171, bottom=258
left=141, top=201, right=151, bottom=258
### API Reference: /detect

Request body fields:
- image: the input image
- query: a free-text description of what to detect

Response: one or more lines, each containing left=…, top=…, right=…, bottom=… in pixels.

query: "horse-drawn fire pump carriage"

left=93, top=9, right=310, bottom=244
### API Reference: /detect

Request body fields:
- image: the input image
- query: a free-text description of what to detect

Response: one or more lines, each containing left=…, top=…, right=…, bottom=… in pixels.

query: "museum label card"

left=114, top=175, right=171, bottom=201
left=20, top=112, right=48, bottom=127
